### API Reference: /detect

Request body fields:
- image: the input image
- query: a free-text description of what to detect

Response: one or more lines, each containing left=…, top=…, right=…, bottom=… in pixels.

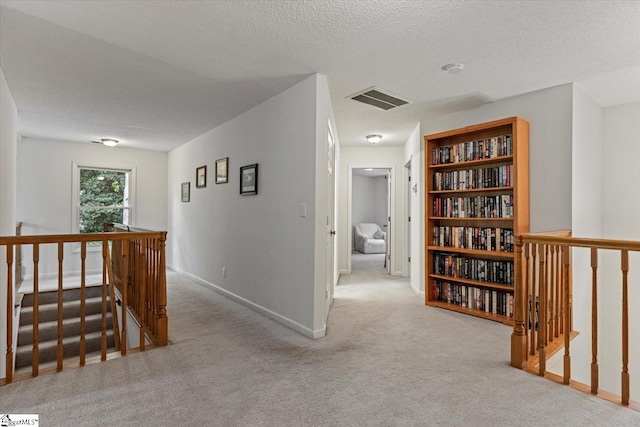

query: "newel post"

left=511, top=236, right=527, bottom=369
left=156, top=232, right=168, bottom=346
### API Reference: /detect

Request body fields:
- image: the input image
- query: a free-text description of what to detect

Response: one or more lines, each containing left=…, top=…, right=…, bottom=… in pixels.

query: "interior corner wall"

left=421, top=83, right=574, bottom=233
left=0, top=67, right=18, bottom=380
left=16, top=138, right=168, bottom=277
left=555, top=84, right=603, bottom=386
left=167, top=75, right=321, bottom=338
left=600, top=102, right=640, bottom=401
left=337, top=146, right=407, bottom=277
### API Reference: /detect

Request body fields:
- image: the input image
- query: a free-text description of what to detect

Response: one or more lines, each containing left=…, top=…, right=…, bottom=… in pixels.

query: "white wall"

left=17, top=138, right=168, bottom=276
left=168, top=74, right=334, bottom=338
left=373, top=176, right=388, bottom=229
left=0, top=67, right=18, bottom=380
left=352, top=175, right=387, bottom=231
left=338, top=146, right=407, bottom=276
left=600, top=102, right=640, bottom=401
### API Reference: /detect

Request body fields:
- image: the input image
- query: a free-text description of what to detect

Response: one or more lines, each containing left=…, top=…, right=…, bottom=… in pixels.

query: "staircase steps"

left=16, top=284, right=117, bottom=370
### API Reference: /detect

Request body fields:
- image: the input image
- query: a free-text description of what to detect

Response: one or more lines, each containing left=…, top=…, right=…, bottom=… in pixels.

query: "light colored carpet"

left=2, top=270, right=639, bottom=426
left=351, top=252, right=387, bottom=275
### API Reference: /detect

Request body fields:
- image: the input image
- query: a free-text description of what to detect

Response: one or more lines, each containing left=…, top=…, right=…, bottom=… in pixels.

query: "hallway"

left=2, top=270, right=638, bottom=426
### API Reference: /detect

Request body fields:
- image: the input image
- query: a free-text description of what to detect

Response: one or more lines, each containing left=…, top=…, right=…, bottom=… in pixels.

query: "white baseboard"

left=339, top=269, right=348, bottom=275
left=168, top=265, right=325, bottom=339
left=410, top=281, right=424, bottom=298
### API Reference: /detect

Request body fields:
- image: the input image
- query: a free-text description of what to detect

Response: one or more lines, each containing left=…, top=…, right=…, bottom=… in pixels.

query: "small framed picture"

left=215, top=157, right=229, bottom=184
left=196, top=165, right=207, bottom=188
left=240, top=163, right=258, bottom=195
left=181, top=182, right=190, bottom=202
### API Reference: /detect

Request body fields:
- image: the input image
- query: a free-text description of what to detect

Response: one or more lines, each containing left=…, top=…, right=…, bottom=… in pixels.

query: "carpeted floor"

left=2, top=270, right=639, bottom=426
left=351, top=252, right=387, bottom=275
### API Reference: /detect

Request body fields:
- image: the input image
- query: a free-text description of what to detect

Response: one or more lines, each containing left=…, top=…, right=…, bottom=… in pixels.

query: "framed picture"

left=240, top=163, right=258, bottom=195
left=181, top=182, right=190, bottom=202
left=196, top=165, right=207, bottom=188
left=215, top=157, right=229, bottom=184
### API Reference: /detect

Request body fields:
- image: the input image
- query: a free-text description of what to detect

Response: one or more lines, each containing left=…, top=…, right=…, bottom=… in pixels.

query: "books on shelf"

left=433, top=226, right=514, bottom=252
left=433, top=252, right=514, bottom=285
left=431, top=279, right=514, bottom=318
left=431, top=135, right=512, bottom=165
left=433, top=194, right=513, bottom=218
left=433, top=165, right=512, bottom=191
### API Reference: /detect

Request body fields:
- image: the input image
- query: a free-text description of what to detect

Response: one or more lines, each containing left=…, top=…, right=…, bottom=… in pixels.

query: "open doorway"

left=351, top=168, right=390, bottom=275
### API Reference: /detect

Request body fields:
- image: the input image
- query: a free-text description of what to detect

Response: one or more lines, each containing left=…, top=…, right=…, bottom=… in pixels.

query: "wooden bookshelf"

left=425, top=117, right=529, bottom=326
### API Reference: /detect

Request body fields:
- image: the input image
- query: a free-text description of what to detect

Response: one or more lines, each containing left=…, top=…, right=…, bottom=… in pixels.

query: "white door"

left=386, top=170, right=392, bottom=274
left=325, top=126, right=335, bottom=316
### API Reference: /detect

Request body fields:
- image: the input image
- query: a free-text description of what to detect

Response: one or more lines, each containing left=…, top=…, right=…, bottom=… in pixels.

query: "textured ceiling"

left=1, top=0, right=639, bottom=151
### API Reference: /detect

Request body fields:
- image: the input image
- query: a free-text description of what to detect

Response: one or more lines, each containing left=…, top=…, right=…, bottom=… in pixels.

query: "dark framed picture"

left=215, top=157, right=229, bottom=184
left=240, top=163, right=258, bottom=195
left=181, top=182, right=190, bottom=202
left=196, top=165, right=207, bottom=188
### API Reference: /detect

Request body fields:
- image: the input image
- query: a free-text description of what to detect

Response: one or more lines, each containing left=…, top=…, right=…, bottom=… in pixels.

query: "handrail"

left=511, top=230, right=639, bottom=408
left=2, top=226, right=167, bottom=384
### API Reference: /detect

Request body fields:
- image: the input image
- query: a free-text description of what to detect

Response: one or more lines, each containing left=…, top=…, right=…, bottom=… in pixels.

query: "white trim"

left=168, top=265, right=326, bottom=339
left=71, top=161, right=137, bottom=233
left=347, top=164, right=396, bottom=275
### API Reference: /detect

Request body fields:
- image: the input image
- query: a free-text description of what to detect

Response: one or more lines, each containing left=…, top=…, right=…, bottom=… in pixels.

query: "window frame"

left=72, top=161, right=137, bottom=237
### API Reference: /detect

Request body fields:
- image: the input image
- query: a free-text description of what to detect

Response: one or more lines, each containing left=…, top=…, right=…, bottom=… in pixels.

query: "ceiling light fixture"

left=101, top=138, right=119, bottom=147
left=441, top=63, right=464, bottom=74
left=364, top=168, right=373, bottom=172
left=366, top=134, right=382, bottom=144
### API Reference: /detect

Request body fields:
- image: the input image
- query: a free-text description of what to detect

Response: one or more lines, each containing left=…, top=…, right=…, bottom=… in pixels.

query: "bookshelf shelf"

left=430, top=155, right=513, bottom=170
left=428, top=217, right=513, bottom=221
left=429, top=186, right=513, bottom=195
left=428, top=274, right=515, bottom=292
left=427, top=246, right=515, bottom=259
left=425, top=117, right=529, bottom=323
left=426, top=301, right=514, bottom=326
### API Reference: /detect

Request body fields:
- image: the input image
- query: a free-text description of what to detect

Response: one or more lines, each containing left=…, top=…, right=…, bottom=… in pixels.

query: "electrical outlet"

left=299, top=203, right=307, bottom=218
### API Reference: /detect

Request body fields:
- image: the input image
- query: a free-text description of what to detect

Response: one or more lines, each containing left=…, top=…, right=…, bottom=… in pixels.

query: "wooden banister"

left=511, top=230, right=639, bottom=409
left=1, top=225, right=168, bottom=385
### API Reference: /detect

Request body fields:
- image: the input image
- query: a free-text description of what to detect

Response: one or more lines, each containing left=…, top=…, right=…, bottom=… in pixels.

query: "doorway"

left=350, top=168, right=391, bottom=275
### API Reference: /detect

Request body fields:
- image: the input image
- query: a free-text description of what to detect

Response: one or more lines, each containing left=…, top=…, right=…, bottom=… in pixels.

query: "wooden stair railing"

left=1, top=226, right=168, bottom=385
left=104, top=223, right=168, bottom=348
left=511, top=231, right=640, bottom=408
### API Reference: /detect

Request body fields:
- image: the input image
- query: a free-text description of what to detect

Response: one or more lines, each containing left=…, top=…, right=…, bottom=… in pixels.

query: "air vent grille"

left=350, top=87, right=410, bottom=111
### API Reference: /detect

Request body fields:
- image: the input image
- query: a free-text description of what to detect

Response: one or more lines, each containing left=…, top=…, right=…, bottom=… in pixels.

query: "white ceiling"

left=1, top=1, right=639, bottom=151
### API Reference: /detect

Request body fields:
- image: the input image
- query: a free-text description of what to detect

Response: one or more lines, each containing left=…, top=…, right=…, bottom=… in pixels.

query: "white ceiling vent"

left=349, top=87, right=411, bottom=111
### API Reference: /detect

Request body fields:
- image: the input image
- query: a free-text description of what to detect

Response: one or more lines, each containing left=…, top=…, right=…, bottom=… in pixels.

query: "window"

left=73, top=162, right=135, bottom=234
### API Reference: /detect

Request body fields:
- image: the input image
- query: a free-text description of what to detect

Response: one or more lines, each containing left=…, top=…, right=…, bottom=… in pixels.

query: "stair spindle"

left=538, top=244, right=547, bottom=375
left=5, top=243, right=14, bottom=384
left=590, top=248, right=599, bottom=394
left=32, top=244, right=39, bottom=377
left=562, top=245, right=571, bottom=385
left=79, top=242, right=86, bottom=366
left=621, top=250, right=629, bottom=406
left=57, top=242, right=64, bottom=371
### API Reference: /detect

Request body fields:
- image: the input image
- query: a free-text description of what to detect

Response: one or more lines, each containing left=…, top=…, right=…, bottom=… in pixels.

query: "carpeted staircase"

left=16, top=284, right=116, bottom=371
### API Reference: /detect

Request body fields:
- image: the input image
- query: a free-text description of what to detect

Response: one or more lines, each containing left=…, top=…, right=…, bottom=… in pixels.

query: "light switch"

left=299, top=203, right=307, bottom=218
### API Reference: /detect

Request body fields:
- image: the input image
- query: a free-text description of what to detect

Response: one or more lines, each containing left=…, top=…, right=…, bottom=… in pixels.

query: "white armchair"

left=354, top=223, right=387, bottom=254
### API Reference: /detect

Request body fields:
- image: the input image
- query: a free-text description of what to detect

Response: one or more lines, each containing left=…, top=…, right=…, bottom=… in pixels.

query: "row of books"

left=433, top=195, right=513, bottom=219
left=431, top=279, right=514, bottom=317
left=433, top=252, right=514, bottom=285
left=432, top=135, right=513, bottom=165
left=432, top=165, right=513, bottom=191
left=433, top=226, right=515, bottom=252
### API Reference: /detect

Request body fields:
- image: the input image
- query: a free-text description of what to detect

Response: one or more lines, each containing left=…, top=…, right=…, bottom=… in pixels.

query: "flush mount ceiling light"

left=441, top=63, right=464, bottom=74
left=366, top=134, right=382, bottom=144
left=364, top=168, right=373, bottom=172
left=101, top=138, right=119, bottom=147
